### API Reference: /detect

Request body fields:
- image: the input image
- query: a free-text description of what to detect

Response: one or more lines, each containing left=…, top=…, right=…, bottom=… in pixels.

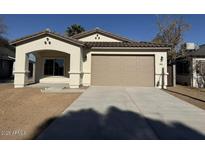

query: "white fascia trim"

left=91, top=47, right=171, bottom=50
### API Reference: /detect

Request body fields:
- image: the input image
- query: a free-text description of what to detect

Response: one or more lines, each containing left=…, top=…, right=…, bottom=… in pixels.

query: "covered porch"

left=30, top=50, right=71, bottom=85
left=11, top=30, right=84, bottom=88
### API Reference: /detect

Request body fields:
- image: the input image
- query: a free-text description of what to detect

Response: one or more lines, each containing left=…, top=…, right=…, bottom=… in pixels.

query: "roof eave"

left=72, top=29, right=134, bottom=42
left=189, top=54, right=205, bottom=58
left=10, top=31, right=84, bottom=47
left=89, top=47, right=171, bottom=50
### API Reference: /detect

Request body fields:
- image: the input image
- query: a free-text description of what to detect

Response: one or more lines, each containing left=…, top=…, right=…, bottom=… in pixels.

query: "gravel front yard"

left=0, top=84, right=81, bottom=140
left=166, top=85, right=205, bottom=110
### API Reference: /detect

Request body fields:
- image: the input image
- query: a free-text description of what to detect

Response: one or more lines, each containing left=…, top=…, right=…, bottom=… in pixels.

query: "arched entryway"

left=26, top=50, right=71, bottom=85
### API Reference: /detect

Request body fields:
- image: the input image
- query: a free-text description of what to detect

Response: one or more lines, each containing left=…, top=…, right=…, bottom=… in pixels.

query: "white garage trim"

left=82, top=51, right=167, bottom=88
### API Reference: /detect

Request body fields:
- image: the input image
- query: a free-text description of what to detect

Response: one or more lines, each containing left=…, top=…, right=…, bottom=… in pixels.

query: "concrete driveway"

left=38, top=86, right=205, bottom=139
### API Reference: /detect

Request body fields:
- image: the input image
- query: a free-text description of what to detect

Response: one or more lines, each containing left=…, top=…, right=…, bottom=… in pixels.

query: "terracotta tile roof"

left=84, top=41, right=172, bottom=48
left=72, top=28, right=134, bottom=42
left=10, top=29, right=171, bottom=49
left=10, top=30, right=84, bottom=46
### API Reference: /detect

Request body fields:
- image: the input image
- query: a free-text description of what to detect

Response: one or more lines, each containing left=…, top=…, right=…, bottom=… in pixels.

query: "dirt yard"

left=0, top=84, right=81, bottom=140
left=166, top=85, right=205, bottom=110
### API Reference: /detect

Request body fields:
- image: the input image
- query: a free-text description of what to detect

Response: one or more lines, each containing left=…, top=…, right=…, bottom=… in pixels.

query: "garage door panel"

left=91, top=55, right=154, bottom=86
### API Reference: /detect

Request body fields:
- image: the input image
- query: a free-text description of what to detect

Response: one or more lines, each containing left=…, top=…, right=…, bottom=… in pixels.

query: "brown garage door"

left=91, top=54, right=154, bottom=86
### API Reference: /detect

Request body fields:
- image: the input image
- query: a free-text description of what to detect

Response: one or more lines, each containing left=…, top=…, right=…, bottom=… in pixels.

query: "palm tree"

left=65, top=24, right=85, bottom=37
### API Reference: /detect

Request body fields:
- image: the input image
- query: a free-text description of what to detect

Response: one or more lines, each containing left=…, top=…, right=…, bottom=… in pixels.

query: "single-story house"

left=0, top=45, right=15, bottom=80
left=176, top=44, right=205, bottom=88
left=10, top=28, right=171, bottom=88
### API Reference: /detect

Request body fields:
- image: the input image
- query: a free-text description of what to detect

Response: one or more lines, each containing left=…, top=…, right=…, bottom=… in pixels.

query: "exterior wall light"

left=160, top=56, right=164, bottom=62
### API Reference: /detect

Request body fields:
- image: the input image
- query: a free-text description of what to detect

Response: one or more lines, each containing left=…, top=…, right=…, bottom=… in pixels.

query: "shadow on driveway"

left=35, top=106, right=205, bottom=140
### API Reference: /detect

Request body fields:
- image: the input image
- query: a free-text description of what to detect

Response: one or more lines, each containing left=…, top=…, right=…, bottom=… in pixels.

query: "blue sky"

left=2, top=14, right=205, bottom=45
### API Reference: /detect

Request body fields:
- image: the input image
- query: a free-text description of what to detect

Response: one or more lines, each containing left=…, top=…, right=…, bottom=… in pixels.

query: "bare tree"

left=0, top=17, right=8, bottom=46
left=0, top=17, right=7, bottom=35
left=153, top=15, right=191, bottom=63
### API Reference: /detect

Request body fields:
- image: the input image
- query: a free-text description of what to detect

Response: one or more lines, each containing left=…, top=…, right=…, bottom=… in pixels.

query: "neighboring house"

left=176, top=43, right=205, bottom=88
left=10, top=28, right=171, bottom=88
left=0, top=45, right=15, bottom=80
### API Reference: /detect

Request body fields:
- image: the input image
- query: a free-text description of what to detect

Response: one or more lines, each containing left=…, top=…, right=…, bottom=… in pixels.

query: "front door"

left=44, top=58, right=64, bottom=76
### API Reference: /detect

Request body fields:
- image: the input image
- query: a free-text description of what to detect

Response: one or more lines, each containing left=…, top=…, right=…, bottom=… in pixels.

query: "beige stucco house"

left=10, top=28, right=171, bottom=88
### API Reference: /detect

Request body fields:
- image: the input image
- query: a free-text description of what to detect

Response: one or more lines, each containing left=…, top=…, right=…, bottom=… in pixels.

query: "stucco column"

left=69, top=48, right=82, bottom=88
left=14, top=49, right=29, bottom=88
left=155, top=52, right=168, bottom=89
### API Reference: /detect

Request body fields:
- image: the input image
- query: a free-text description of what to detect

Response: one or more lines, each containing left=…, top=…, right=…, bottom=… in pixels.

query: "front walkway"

left=38, top=86, right=205, bottom=139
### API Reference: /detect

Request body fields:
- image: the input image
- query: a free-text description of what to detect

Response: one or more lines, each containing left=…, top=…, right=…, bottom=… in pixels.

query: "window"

left=44, top=59, right=54, bottom=75
left=44, top=59, right=64, bottom=76
left=196, top=61, right=205, bottom=75
left=200, top=62, right=205, bottom=75
left=28, top=62, right=33, bottom=78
